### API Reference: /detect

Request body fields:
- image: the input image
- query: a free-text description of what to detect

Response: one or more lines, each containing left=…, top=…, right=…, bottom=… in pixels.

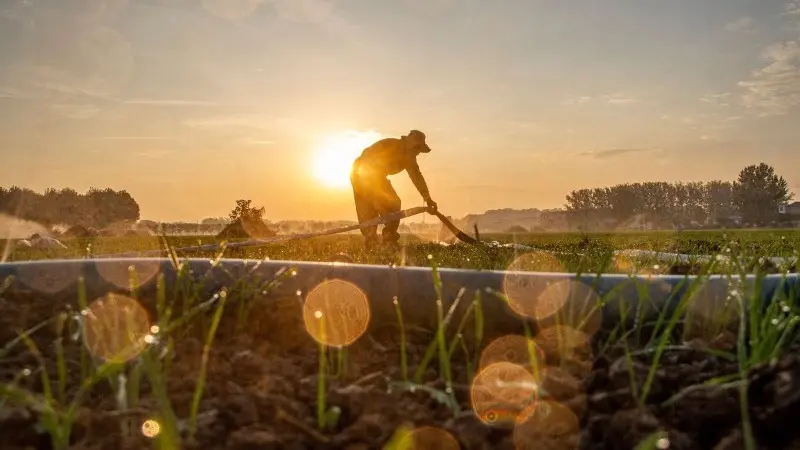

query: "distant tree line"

left=565, top=163, right=794, bottom=229
left=0, top=186, right=140, bottom=229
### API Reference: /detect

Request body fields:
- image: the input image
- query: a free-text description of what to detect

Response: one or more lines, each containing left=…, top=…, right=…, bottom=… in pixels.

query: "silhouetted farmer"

left=350, top=130, right=438, bottom=249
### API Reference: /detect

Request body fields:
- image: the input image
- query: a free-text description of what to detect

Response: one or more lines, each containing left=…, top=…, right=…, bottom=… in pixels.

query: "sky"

left=1, top=0, right=799, bottom=222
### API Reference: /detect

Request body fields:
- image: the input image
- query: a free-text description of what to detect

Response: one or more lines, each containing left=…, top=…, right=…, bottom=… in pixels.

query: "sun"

left=312, top=130, right=382, bottom=188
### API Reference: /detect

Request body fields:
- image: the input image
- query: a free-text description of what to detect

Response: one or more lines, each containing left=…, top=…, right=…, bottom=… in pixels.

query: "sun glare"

left=312, top=130, right=382, bottom=188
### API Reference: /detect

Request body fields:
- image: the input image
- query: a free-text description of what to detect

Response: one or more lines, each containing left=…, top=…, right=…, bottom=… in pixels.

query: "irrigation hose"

left=97, top=205, right=482, bottom=258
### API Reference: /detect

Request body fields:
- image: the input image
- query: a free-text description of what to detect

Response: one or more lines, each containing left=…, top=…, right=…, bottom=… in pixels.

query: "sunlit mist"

left=312, top=130, right=382, bottom=188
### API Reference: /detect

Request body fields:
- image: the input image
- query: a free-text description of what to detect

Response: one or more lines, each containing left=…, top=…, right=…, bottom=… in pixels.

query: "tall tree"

left=733, top=163, right=793, bottom=224
left=229, top=199, right=266, bottom=223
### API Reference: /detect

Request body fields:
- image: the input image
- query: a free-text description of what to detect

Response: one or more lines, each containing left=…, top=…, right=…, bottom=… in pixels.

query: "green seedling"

left=187, top=289, right=228, bottom=441
left=393, top=296, right=409, bottom=381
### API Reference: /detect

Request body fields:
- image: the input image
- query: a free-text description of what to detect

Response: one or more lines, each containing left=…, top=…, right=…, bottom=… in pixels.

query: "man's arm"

left=407, top=159, right=434, bottom=205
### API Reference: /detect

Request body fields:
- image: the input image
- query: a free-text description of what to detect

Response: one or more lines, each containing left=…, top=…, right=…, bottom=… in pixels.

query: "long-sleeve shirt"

left=353, top=138, right=430, bottom=198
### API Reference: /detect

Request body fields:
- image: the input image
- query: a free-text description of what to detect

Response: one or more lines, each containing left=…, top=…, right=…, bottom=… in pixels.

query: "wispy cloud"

left=601, top=93, right=639, bottom=105
left=562, top=93, right=638, bottom=106
left=182, top=114, right=275, bottom=131
left=579, top=147, right=658, bottom=159
left=91, top=136, right=174, bottom=141
left=0, top=87, right=31, bottom=100
left=240, top=138, right=277, bottom=146
left=700, top=92, right=733, bottom=107
left=6, top=64, right=122, bottom=100
left=50, top=104, right=101, bottom=120
left=786, top=1, right=800, bottom=16
left=134, top=150, right=173, bottom=159
left=738, top=39, right=800, bottom=116
left=562, top=96, right=592, bottom=106
left=124, top=99, right=219, bottom=107
left=724, top=16, right=756, bottom=33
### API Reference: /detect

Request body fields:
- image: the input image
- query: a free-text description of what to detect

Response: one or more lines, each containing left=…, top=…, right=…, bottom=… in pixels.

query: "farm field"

left=4, top=228, right=800, bottom=274
left=1, top=228, right=799, bottom=449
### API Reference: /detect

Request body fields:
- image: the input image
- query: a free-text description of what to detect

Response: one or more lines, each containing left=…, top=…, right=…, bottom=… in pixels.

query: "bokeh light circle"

left=302, top=279, right=370, bottom=347
left=534, top=326, right=594, bottom=376
left=503, top=252, right=567, bottom=319
left=82, top=294, right=151, bottom=363
left=141, top=419, right=161, bottom=438
left=536, top=280, right=602, bottom=337
left=684, top=279, right=740, bottom=346
left=16, top=263, right=81, bottom=295
left=513, top=400, right=581, bottom=450
left=470, top=362, right=539, bottom=428
left=479, top=334, right=546, bottom=377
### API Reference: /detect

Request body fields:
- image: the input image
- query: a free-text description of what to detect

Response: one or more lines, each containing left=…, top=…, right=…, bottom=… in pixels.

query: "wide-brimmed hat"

left=407, top=129, right=431, bottom=153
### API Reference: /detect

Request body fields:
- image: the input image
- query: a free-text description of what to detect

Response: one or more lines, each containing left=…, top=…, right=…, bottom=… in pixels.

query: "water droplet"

left=296, top=290, right=302, bottom=296
left=656, top=437, right=670, bottom=449
left=220, top=290, right=228, bottom=298
left=150, top=325, right=160, bottom=334
left=427, top=254, right=433, bottom=260
left=22, top=368, right=31, bottom=376
left=315, top=310, right=323, bottom=319
left=144, top=335, right=155, bottom=344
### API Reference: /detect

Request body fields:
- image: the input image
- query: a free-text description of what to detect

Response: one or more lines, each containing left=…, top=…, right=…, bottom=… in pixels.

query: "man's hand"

left=425, top=197, right=438, bottom=212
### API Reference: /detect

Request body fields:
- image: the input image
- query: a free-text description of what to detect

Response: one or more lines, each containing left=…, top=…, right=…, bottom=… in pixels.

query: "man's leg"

left=373, top=178, right=402, bottom=247
left=351, top=174, right=379, bottom=249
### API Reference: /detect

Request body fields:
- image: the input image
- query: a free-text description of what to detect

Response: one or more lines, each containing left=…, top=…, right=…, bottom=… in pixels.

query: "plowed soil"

left=2, top=281, right=800, bottom=450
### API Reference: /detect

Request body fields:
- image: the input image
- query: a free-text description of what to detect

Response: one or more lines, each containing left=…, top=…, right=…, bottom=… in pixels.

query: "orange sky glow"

left=0, top=0, right=798, bottom=222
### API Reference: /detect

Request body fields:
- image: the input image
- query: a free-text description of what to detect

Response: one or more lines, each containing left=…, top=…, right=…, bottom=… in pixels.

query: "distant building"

left=779, top=202, right=800, bottom=216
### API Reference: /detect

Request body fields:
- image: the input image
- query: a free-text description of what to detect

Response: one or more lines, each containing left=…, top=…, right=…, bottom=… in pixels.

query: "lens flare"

left=141, top=419, right=161, bottom=438
left=82, top=294, right=151, bottom=363
left=470, top=362, right=539, bottom=428
left=16, top=263, right=80, bottom=295
left=302, top=279, right=371, bottom=347
left=536, top=280, right=602, bottom=337
left=479, top=334, right=546, bottom=377
left=513, top=400, right=581, bottom=450
left=503, top=252, right=567, bottom=320
left=534, top=326, right=594, bottom=376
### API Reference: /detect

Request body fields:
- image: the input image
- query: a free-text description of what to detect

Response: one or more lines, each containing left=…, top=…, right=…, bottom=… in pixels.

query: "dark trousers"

left=350, top=162, right=401, bottom=246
